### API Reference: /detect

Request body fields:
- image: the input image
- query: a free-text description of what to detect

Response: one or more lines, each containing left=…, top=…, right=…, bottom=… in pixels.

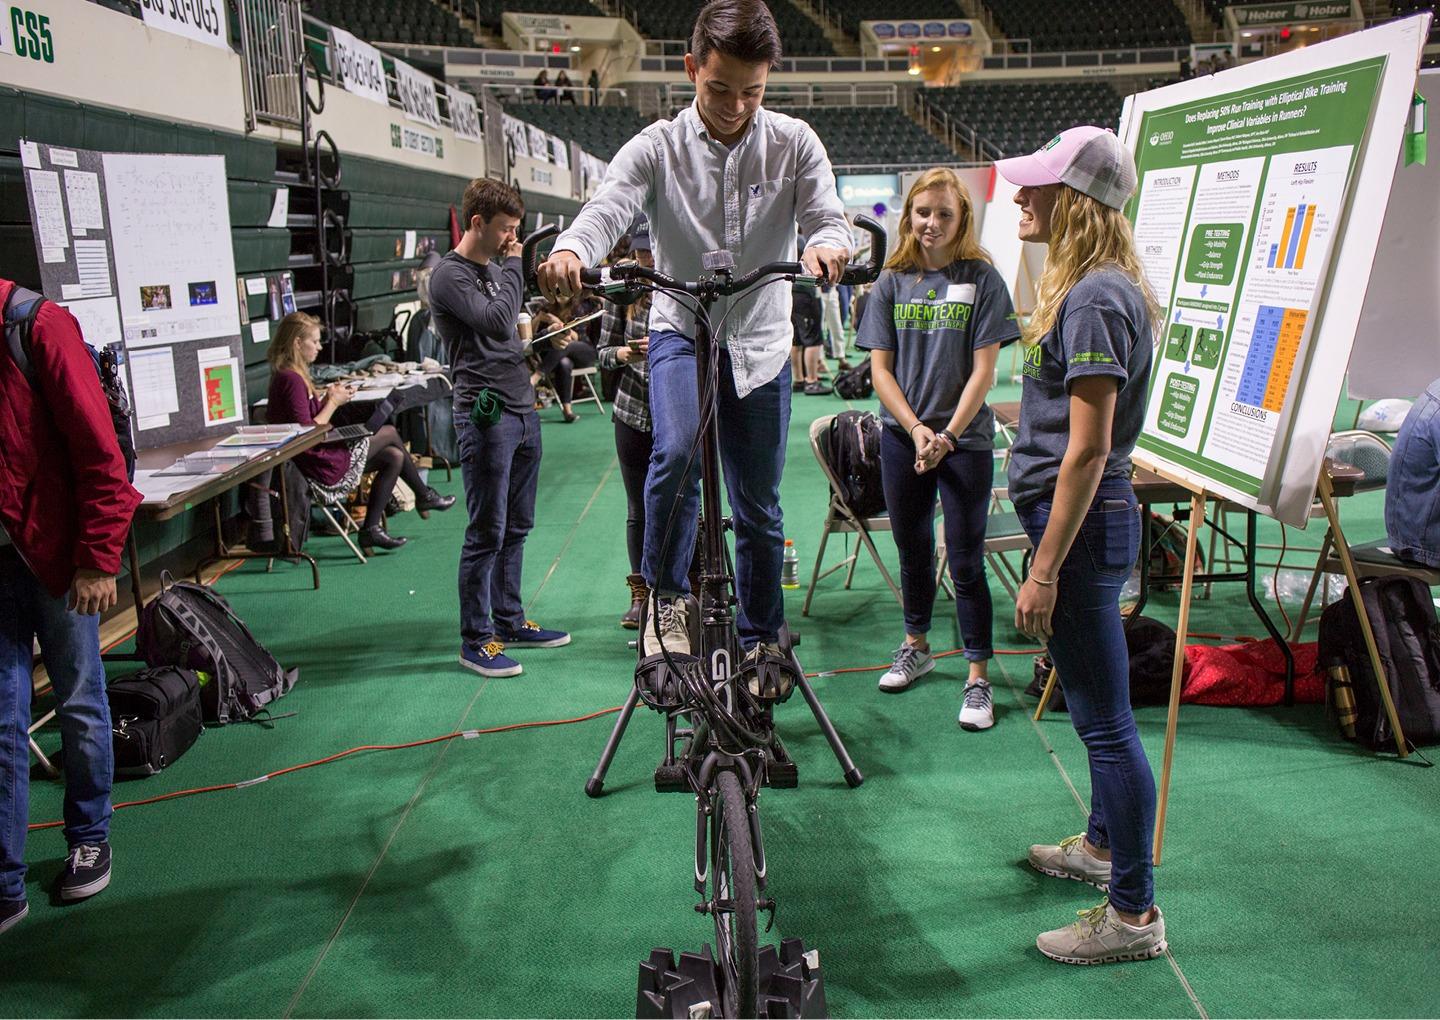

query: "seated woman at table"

left=266, top=312, right=455, bottom=552
left=530, top=301, right=598, bottom=423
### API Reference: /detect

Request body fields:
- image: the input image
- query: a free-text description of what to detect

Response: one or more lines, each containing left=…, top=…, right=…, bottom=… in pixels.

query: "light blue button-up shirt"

left=552, top=101, right=852, bottom=397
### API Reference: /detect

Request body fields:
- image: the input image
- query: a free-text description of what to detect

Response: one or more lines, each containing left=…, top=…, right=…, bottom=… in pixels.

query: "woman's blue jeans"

left=878, top=427, right=993, bottom=661
left=1017, top=483, right=1155, bottom=914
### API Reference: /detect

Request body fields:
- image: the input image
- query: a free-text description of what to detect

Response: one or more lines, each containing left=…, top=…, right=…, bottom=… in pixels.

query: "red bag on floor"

left=1183, top=639, right=1324, bottom=706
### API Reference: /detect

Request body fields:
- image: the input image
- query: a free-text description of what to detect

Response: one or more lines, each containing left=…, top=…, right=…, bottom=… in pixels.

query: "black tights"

left=536, top=341, right=597, bottom=406
left=614, top=419, right=652, bottom=573
left=363, top=424, right=426, bottom=525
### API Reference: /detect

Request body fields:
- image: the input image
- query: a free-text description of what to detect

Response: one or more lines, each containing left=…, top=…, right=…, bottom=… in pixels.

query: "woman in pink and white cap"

left=997, top=126, right=1169, bottom=965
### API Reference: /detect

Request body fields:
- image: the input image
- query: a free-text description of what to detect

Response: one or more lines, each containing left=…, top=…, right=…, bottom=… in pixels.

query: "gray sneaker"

left=641, top=594, right=692, bottom=657
left=1036, top=899, right=1167, bottom=965
left=878, top=644, right=934, bottom=692
left=1028, top=834, right=1111, bottom=890
left=958, top=679, right=995, bottom=730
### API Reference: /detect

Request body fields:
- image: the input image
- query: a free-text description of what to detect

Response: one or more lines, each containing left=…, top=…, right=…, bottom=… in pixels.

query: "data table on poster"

left=1236, top=304, right=1307, bottom=411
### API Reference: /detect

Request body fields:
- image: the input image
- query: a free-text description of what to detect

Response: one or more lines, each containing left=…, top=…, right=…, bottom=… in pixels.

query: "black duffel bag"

left=107, top=667, right=204, bottom=776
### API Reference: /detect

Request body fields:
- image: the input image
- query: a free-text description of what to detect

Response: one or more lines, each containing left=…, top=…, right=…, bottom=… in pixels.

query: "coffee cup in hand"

left=517, top=311, right=533, bottom=342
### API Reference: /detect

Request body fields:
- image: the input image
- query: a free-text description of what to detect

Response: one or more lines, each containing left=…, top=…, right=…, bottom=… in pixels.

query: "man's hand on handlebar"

left=802, top=245, right=851, bottom=285
left=537, top=249, right=586, bottom=304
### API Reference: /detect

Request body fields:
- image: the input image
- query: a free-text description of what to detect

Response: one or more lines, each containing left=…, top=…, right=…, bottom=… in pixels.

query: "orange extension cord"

left=27, top=626, right=1267, bottom=833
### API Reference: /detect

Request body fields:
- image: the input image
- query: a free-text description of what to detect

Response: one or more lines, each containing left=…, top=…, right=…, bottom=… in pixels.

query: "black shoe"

left=415, top=487, right=456, bottom=513
left=59, top=843, right=111, bottom=902
left=562, top=409, right=579, bottom=423
left=360, top=525, right=407, bottom=551
left=804, top=381, right=832, bottom=396
left=0, top=897, right=27, bottom=934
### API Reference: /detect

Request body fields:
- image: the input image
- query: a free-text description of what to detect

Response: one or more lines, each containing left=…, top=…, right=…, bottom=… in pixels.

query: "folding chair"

left=569, top=365, right=606, bottom=414
left=802, top=414, right=901, bottom=616
left=935, top=488, right=1033, bottom=601
left=309, top=479, right=370, bottom=564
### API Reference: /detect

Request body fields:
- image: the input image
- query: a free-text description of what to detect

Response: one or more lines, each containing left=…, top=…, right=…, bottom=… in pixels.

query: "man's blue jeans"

left=1, top=547, right=114, bottom=902
left=1016, top=483, right=1156, bottom=915
left=643, top=331, right=791, bottom=648
left=456, top=410, right=542, bottom=649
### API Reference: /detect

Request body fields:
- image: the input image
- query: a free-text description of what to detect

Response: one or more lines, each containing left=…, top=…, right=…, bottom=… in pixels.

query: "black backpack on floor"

left=107, top=666, right=204, bottom=776
left=1317, top=576, right=1440, bottom=749
left=833, top=357, right=873, bottom=400
left=137, top=573, right=298, bottom=725
left=826, top=410, right=886, bottom=519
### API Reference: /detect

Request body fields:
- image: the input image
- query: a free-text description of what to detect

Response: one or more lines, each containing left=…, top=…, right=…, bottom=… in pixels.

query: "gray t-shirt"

left=855, top=260, right=1019, bottom=449
left=1007, top=267, right=1155, bottom=509
left=428, top=251, right=532, bottom=416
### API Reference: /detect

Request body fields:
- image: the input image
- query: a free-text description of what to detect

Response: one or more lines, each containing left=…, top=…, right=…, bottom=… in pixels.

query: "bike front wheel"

left=711, top=769, right=759, bottom=1018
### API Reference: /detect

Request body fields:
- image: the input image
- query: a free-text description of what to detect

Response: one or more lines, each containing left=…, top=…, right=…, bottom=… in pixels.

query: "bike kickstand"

left=796, top=675, right=864, bottom=788
left=586, top=685, right=642, bottom=798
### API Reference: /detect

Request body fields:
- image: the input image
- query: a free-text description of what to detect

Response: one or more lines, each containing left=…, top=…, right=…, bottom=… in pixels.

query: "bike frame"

left=523, top=217, right=883, bottom=997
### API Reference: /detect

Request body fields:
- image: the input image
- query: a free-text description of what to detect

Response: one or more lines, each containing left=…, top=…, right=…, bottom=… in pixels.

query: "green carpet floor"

left=8, top=376, right=1438, bottom=1018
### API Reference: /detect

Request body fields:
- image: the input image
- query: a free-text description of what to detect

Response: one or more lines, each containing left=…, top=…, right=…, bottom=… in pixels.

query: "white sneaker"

left=641, top=593, right=691, bottom=657
left=1036, top=899, right=1167, bottom=965
left=878, top=644, right=934, bottom=692
left=1027, top=834, right=1112, bottom=889
left=958, top=679, right=994, bottom=730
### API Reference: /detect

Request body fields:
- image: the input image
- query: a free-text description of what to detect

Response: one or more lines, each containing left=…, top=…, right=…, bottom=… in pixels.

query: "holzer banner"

left=330, top=26, right=388, bottom=107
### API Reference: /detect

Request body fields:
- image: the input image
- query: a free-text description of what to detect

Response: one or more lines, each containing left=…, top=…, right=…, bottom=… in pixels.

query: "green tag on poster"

left=1405, top=92, right=1427, bottom=167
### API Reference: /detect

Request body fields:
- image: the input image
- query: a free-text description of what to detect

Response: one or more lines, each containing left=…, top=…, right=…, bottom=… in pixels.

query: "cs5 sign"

left=3, top=6, right=55, bottom=63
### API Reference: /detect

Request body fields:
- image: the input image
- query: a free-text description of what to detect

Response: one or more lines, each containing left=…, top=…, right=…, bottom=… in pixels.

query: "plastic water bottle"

left=781, top=539, right=799, bottom=589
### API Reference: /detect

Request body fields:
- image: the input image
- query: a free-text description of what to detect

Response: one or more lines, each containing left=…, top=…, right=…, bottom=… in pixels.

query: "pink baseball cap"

left=995, top=125, right=1137, bottom=210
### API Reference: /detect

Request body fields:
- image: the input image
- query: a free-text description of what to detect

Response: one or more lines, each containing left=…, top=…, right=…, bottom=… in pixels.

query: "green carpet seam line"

left=524, top=455, right=619, bottom=610
left=992, top=654, right=1210, bottom=1019
left=281, top=681, right=491, bottom=1019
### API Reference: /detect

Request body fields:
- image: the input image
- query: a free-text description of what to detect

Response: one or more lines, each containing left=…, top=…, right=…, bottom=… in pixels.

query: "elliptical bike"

left=523, top=216, right=885, bottom=1018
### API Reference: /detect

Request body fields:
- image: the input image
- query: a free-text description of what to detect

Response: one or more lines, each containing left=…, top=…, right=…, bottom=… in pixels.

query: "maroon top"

left=267, top=369, right=350, bottom=485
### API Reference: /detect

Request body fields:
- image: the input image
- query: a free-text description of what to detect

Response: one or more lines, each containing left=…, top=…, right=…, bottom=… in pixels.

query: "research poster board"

left=1119, top=15, right=1429, bottom=525
left=21, top=141, right=247, bottom=449
left=1347, top=68, right=1440, bottom=399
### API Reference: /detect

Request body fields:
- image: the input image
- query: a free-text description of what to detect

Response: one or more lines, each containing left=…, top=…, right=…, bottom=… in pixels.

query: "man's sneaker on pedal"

left=1028, top=834, right=1111, bottom=889
left=1036, top=899, right=1167, bottom=965
left=958, top=678, right=995, bottom=730
left=743, top=642, right=797, bottom=700
left=641, top=593, right=692, bottom=657
left=878, top=644, right=934, bottom=692
left=497, top=620, right=571, bottom=647
left=459, top=641, right=523, bottom=677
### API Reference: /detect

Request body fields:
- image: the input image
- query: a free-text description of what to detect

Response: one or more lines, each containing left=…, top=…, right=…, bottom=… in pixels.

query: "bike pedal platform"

left=635, top=938, right=828, bottom=1018
left=765, top=760, right=798, bottom=789
left=653, top=763, right=689, bottom=793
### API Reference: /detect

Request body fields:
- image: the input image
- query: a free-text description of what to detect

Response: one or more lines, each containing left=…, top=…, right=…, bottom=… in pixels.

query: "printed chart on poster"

left=103, top=152, right=240, bottom=349
left=1121, top=17, right=1428, bottom=524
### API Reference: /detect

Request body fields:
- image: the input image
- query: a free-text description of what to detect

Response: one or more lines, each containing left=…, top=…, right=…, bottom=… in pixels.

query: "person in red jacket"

left=0, top=278, right=141, bottom=935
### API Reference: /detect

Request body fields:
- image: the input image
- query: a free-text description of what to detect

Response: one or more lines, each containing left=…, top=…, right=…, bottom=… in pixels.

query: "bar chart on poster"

left=1120, top=15, right=1429, bottom=524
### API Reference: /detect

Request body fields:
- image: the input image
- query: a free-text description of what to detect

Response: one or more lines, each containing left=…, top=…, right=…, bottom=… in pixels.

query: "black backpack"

left=1318, top=576, right=1440, bottom=749
left=107, top=666, right=204, bottom=776
left=833, top=357, right=873, bottom=400
left=3, top=285, right=136, bottom=481
left=826, top=410, right=886, bottom=519
left=137, top=572, right=298, bottom=725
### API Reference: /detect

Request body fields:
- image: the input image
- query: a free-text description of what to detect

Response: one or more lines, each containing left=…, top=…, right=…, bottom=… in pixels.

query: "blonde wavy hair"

left=267, top=311, right=324, bottom=394
left=886, top=167, right=989, bottom=277
left=1027, top=185, right=1162, bottom=343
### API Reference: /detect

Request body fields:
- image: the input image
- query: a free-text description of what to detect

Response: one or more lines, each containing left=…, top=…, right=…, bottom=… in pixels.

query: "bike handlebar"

left=521, top=213, right=887, bottom=299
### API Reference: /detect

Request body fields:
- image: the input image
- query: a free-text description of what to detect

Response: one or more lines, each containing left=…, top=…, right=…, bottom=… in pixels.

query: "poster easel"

left=1033, top=455, right=1411, bottom=863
